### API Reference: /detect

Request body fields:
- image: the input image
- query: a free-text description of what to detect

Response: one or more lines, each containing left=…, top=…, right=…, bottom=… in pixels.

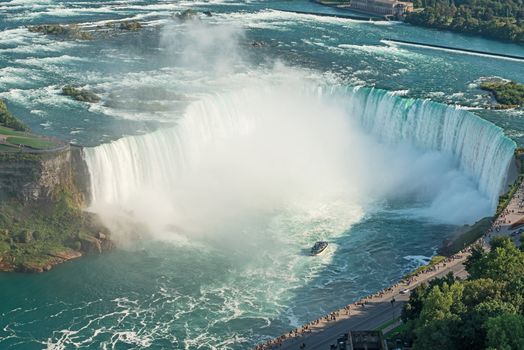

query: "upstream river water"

left=0, top=1, right=523, bottom=349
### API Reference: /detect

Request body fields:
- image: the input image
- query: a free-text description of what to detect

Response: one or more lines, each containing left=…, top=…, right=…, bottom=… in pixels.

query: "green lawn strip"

left=6, top=136, right=57, bottom=149
left=384, top=322, right=408, bottom=338
left=497, top=175, right=523, bottom=216
left=0, top=126, right=30, bottom=137
left=0, top=144, right=19, bottom=152
left=376, top=316, right=401, bottom=331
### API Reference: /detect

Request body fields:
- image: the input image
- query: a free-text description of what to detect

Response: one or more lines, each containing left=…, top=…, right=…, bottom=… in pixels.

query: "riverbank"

left=255, top=250, right=470, bottom=350
left=0, top=102, right=112, bottom=273
left=255, top=174, right=524, bottom=350
left=382, top=38, right=524, bottom=62
left=313, top=0, right=524, bottom=44
left=0, top=147, right=114, bottom=273
left=403, top=0, right=524, bottom=44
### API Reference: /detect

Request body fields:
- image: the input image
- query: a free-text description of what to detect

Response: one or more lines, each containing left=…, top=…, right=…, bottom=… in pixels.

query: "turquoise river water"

left=0, top=1, right=523, bottom=349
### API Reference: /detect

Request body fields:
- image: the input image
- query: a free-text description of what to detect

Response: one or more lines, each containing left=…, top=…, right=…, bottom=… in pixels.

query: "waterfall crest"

left=84, top=85, right=516, bottom=215
left=335, top=86, right=516, bottom=207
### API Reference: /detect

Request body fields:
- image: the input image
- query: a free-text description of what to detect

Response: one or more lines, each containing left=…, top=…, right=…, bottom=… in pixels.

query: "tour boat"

left=311, top=241, right=328, bottom=255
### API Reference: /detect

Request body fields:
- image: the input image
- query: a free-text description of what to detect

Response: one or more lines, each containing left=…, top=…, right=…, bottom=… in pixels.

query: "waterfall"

left=84, top=85, right=516, bottom=214
left=83, top=88, right=262, bottom=206
left=332, top=87, right=516, bottom=208
left=336, top=86, right=516, bottom=207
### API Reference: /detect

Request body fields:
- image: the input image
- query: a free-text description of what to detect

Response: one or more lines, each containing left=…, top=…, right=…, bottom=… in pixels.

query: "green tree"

left=412, top=282, right=464, bottom=350
left=401, top=238, right=524, bottom=349
left=485, top=314, right=524, bottom=350
left=406, top=0, right=524, bottom=43
left=467, top=237, right=524, bottom=282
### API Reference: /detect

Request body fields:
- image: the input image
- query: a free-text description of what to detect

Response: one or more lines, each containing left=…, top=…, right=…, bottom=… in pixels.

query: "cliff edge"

left=0, top=100, right=112, bottom=272
left=0, top=146, right=113, bottom=272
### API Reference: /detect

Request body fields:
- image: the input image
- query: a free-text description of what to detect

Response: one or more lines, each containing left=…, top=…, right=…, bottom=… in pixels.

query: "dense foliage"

left=0, top=191, right=110, bottom=272
left=405, top=0, right=524, bottom=43
left=400, top=237, right=524, bottom=350
left=481, top=81, right=524, bottom=107
left=0, top=99, right=29, bottom=132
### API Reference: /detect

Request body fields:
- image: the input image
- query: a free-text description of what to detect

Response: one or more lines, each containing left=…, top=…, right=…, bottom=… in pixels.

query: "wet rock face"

left=27, top=24, right=94, bottom=40
left=62, top=86, right=101, bottom=103
left=16, top=250, right=84, bottom=273
left=118, top=21, right=143, bottom=31
left=79, top=232, right=113, bottom=254
left=0, top=146, right=91, bottom=203
left=80, top=235, right=102, bottom=254
left=0, top=145, right=113, bottom=273
left=0, top=150, right=68, bottom=202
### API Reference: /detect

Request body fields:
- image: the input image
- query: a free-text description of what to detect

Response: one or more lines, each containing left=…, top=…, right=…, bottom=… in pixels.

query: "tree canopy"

left=0, top=99, right=29, bottom=132
left=405, top=0, right=524, bottom=43
left=400, top=237, right=524, bottom=349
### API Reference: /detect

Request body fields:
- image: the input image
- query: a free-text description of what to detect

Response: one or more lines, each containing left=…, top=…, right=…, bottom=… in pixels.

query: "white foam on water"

left=403, top=255, right=432, bottom=266
left=338, top=43, right=424, bottom=59
left=383, top=40, right=524, bottom=63
left=0, top=27, right=40, bottom=46
left=0, top=40, right=81, bottom=54
left=14, top=54, right=86, bottom=67
left=0, top=85, right=78, bottom=111
left=215, top=9, right=361, bottom=31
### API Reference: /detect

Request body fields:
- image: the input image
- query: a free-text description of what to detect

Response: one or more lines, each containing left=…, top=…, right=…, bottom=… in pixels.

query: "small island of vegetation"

left=28, top=24, right=94, bottom=40
left=480, top=80, right=524, bottom=108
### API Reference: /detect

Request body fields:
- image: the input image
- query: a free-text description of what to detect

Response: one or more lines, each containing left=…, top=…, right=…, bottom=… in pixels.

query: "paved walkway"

left=487, top=180, right=524, bottom=246
left=255, top=178, right=524, bottom=350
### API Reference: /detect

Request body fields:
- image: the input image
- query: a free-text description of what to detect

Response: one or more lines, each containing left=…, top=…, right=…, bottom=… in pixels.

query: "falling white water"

left=333, top=86, right=516, bottom=207
left=83, top=83, right=516, bottom=236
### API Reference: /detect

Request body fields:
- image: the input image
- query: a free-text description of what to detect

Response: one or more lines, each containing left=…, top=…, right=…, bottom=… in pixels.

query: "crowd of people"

left=254, top=249, right=472, bottom=350
left=254, top=182, right=524, bottom=350
left=485, top=185, right=524, bottom=245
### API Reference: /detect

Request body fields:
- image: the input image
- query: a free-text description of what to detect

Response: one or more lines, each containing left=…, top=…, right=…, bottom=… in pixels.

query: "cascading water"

left=336, top=86, right=516, bottom=207
left=84, top=84, right=516, bottom=230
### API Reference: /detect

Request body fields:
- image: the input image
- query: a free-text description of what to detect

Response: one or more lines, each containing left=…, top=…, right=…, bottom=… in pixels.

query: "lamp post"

left=390, top=297, right=396, bottom=324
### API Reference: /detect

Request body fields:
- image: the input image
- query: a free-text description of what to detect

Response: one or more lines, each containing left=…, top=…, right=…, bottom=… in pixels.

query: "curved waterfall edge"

left=82, top=85, right=518, bottom=213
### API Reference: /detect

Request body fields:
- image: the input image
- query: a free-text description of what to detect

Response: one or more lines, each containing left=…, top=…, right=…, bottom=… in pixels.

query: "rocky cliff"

left=0, top=145, right=89, bottom=203
left=0, top=146, right=112, bottom=272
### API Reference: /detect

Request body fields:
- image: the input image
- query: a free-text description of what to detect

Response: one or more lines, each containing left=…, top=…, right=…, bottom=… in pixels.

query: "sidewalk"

left=255, top=179, right=524, bottom=350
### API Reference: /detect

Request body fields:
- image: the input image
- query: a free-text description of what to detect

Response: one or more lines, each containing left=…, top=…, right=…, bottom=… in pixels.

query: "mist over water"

left=84, top=19, right=514, bottom=245
left=1, top=3, right=521, bottom=349
left=85, top=78, right=510, bottom=248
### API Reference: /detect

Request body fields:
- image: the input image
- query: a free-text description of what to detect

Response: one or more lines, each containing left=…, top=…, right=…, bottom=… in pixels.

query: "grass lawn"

left=0, top=144, right=19, bottom=152
left=1, top=125, right=59, bottom=150
left=0, top=126, right=29, bottom=137
left=0, top=102, right=61, bottom=151
left=6, top=136, right=57, bottom=149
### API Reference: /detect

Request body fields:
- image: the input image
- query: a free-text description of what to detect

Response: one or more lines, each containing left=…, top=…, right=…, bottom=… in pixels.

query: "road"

left=275, top=257, right=468, bottom=350
left=257, top=179, right=524, bottom=350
